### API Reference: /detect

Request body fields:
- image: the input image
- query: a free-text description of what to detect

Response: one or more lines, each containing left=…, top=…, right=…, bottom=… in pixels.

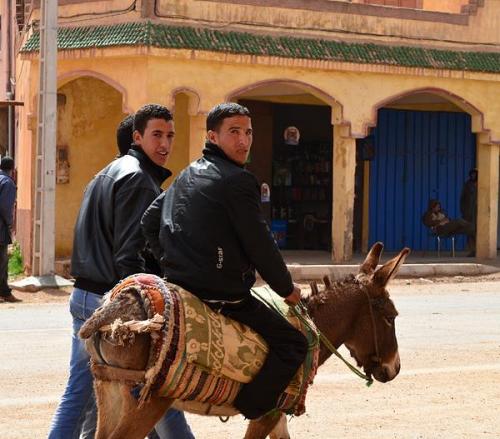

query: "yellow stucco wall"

left=16, top=0, right=500, bottom=264
left=16, top=45, right=500, bottom=263
left=55, top=77, right=126, bottom=258
left=47, top=49, right=500, bottom=141
left=53, top=76, right=197, bottom=258
left=169, top=93, right=191, bottom=183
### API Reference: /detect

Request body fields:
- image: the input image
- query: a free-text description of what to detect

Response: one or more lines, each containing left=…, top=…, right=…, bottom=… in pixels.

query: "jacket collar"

left=202, top=141, right=245, bottom=168
left=128, top=147, right=172, bottom=186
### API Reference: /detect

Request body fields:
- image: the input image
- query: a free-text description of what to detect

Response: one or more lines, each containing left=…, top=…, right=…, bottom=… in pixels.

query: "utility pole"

left=32, top=0, right=57, bottom=276
left=6, top=0, right=14, bottom=158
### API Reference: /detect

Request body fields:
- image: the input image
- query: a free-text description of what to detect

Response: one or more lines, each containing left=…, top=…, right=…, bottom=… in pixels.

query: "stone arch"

left=168, top=87, right=202, bottom=116
left=57, top=70, right=131, bottom=114
left=55, top=75, right=128, bottom=258
left=367, top=87, right=494, bottom=142
left=225, top=79, right=345, bottom=125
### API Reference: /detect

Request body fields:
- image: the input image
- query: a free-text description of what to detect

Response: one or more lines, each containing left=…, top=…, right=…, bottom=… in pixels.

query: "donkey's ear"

left=323, top=275, right=332, bottom=289
left=373, top=247, right=410, bottom=287
left=359, top=242, right=384, bottom=275
left=310, top=281, right=319, bottom=296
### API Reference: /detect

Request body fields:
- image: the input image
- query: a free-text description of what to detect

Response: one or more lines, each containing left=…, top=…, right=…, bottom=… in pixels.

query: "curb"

left=9, top=275, right=74, bottom=292
left=287, top=263, right=500, bottom=280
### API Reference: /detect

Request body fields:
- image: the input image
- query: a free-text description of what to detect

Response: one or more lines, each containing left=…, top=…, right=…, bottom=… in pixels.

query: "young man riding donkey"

left=142, top=103, right=308, bottom=420
left=80, top=104, right=408, bottom=439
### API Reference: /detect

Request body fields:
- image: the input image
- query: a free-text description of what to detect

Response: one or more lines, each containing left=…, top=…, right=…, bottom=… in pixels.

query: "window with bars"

left=15, top=0, right=32, bottom=31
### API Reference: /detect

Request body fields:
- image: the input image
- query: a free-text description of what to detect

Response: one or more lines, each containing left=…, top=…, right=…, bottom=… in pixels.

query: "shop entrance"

left=240, top=99, right=333, bottom=250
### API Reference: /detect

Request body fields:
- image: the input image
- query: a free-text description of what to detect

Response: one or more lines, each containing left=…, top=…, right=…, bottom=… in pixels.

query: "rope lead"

left=292, top=302, right=374, bottom=386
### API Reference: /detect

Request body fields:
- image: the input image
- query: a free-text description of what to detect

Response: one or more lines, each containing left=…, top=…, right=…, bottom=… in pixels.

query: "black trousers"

left=209, top=295, right=308, bottom=419
left=0, top=244, right=11, bottom=297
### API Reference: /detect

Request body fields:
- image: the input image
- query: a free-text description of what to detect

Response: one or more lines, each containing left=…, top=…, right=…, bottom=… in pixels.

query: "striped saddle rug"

left=109, top=273, right=320, bottom=416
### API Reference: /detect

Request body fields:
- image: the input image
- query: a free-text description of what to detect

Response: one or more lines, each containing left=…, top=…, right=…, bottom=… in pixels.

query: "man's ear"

left=132, top=130, right=141, bottom=145
left=207, top=130, right=218, bottom=144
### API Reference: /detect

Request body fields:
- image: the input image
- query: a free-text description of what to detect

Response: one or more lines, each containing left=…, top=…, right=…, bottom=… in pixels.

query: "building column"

left=332, top=124, right=356, bottom=262
left=476, top=142, right=500, bottom=259
left=188, top=113, right=207, bottom=163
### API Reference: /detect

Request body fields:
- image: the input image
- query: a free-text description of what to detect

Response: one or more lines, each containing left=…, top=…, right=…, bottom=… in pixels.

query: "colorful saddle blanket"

left=108, top=274, right=320, bottom=415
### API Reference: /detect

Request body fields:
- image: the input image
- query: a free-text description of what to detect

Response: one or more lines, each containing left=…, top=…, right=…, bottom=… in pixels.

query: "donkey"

left=80, top=242, right=408, bottom=439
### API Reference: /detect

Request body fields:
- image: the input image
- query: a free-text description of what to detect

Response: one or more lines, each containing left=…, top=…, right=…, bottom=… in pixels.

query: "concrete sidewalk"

left=282, top=250, right=500, bottom=280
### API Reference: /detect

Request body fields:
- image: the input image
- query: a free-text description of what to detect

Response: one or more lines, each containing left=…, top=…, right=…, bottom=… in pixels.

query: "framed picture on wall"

left=284, top=126, right=300, bottom=146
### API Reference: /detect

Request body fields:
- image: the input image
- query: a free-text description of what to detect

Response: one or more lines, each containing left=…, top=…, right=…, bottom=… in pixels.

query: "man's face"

left=208, top=115, right=253, bottom=165
left=133, top=118, right=175, bottom=167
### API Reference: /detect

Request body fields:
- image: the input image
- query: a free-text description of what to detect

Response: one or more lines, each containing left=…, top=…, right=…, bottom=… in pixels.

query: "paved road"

left=1, top=280, right=499, bottom=438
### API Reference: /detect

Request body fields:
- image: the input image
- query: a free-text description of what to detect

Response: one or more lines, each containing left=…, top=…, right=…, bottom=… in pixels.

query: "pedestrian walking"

left=0, top=156, right=21, bottom=303
left=48, top=104, right=194, bottom=439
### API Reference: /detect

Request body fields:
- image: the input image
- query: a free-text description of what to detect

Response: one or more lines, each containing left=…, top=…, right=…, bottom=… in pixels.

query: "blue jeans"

left=48, top=288, right=194, bottom=439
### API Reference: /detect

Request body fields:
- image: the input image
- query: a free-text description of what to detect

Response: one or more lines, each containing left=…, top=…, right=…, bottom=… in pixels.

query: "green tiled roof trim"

left=21, top=21, right=500, bottom=73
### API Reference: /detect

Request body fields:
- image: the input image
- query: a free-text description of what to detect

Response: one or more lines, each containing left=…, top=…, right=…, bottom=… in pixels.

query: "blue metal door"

left=369, top=109, right=476, bottom=252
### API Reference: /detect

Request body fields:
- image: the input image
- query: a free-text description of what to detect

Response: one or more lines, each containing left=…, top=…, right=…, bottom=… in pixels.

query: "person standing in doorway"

left=48, top=105, right=194, bottom=439
left=460, top=168, right=477, bottom=257
left=460, top=168, right=478, bottom=224
left=0, top=156, right=21, bottom=303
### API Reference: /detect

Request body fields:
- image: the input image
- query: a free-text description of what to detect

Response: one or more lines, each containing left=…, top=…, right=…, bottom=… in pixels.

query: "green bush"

left=8, top=242, right=24, bottom=276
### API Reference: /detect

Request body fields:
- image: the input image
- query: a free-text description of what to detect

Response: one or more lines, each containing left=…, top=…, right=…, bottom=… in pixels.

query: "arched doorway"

left=55, top=75, right=127, bottom=258
left=360, top=90, right=479, bottom=254
left=229, top=81, right=338, bottom=252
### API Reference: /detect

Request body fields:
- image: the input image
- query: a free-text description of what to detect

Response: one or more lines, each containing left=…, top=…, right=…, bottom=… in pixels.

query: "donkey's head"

left=341, top=242, right=409, bottom=383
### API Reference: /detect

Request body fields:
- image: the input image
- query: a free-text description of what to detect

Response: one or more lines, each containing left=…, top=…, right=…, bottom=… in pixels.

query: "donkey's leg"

left=269, top=413, right=290, bottom=439
left=94, top=380, right=129, bottom=439
left=94, top=379, right=173, bottom=439
left=108, top=391, right=174, bottom=439
left=244, top=411, right=283, bottom=439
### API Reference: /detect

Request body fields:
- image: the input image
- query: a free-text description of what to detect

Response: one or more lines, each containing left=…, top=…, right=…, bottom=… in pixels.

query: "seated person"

left=422, top=199, right=475, bottom=256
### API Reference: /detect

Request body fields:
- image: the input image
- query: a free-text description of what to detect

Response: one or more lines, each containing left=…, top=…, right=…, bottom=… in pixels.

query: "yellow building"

left=13, top=0, right=500, bottom=272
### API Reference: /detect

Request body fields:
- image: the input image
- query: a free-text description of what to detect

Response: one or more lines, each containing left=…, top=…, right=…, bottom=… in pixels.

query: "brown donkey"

left=80, top=242, right=408, bottom=439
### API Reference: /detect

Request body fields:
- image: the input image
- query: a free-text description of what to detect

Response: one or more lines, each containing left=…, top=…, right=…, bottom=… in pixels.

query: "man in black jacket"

left=142, top=103, right=308, bottom=420
left=49, top=105, right=194, bottom=439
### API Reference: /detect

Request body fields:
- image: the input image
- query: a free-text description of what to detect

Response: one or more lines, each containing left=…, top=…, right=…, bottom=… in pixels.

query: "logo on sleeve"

left=216, top=247, right=224, bottom=269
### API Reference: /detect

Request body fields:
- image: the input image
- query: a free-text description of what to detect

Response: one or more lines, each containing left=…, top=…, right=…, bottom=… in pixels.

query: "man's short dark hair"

left=116, top=114, right=134, bottom=157
left=133, top=104, right=173, bottom=136
left=206, top=103, right=250, bottom=132
left=0, top=156, right=14, bottom=171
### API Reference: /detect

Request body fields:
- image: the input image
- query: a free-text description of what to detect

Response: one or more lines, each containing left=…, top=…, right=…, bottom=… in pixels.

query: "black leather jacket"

left=141, top=142, right=293, bottom=302
left=71, top=148, right=171, bottom=294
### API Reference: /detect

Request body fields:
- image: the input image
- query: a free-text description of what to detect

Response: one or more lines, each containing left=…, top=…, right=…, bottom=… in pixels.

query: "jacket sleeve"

left=223, top=172, right=294, bottom=297
left=0, top=180, right=16, bottom=228
left=113, top=177, right=157, bottom=279
left=141, top=191, right=165, bottom=263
